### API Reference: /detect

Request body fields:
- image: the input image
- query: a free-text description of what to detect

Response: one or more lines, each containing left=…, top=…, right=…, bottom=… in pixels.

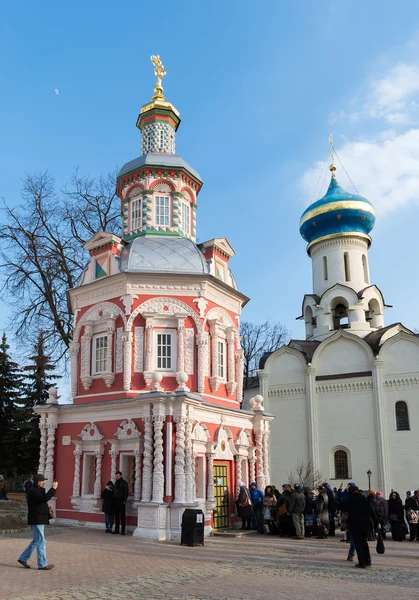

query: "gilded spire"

left=329, top=134, right=337, bottom=179
left=151, top=55, right=166, bottom=101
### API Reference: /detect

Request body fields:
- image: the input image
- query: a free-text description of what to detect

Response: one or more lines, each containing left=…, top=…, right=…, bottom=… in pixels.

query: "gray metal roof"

left=119, top=235, right=209, bottom=275
left=118, top=153, right=202, bottom=182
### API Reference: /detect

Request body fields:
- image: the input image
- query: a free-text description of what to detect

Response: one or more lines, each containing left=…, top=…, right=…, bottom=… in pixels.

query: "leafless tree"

left=0, top=170, right=119, bottom=363
left=240, top=320, right=289, bottom=389
left=287, top=460, right=323, bottom=490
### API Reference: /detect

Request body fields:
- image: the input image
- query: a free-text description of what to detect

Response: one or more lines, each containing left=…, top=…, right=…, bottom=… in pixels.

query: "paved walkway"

left=1, top=527, right=418, bottom=600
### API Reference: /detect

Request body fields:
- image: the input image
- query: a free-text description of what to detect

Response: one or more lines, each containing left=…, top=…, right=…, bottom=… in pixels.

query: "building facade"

left=36, top=58, right=272, bottom=540
left=254, top=158, right=419, bottom=495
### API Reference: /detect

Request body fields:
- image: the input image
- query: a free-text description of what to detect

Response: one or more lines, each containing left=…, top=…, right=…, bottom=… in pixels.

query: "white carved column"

left=184, top=418, right=195, bottom=502
left=134, top=449, right=142, bottom=502
left=249, top=451, right=256, bottom=484
left=235, top=348, right=244, bottom=403
left=110, top=449, right=118, bottom=482
left=177, top=317, right=185, bottom=374
left=206, top=453, right=215, bottom=503
left=80, top=323, right=93, bottom=390
left=151, top=415, right=165, bottom=503
left=141, top=416, right=153, bottom=502
left=174, top=416, right=186, bottom=503
left=305, top=366, right=320, bottom=473
left=93, top=450, right=103, bottom=497
left=197, top=332, right=209, bottom=393
left=38, top=418, right=47, bottom=474
left=372, top=359, right=390, bottom=495
left=44, top=421, right=58, bottom=490
left=144, top=318, right=154, bottom=385
left=209, top=320, right=218, bottom=379
left=103, top=320, right=115, bottom=387
left=226, top=327, right=238, bottom=396
left=72, top=448, right=82, bottom=498
left=69, top=342, right=80, bottom=397
left=255, top=429, right=265, bottom=492
left=263, top=422, right=270, bottom=485
left=235, top=454, right=242, bottom=498
left=121, top=331, right=133, bottom=391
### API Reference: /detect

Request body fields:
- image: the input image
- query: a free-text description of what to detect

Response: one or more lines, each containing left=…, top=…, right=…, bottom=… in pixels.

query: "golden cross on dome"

left=329, top=133, right=337, bottom=179
left=151, top=55, right=166, bottom=101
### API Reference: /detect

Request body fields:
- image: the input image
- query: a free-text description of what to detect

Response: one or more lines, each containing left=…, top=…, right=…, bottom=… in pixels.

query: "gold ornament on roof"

left=151, top=55, right=166, bottom=101
left=329, top=133, right=337, bottom=179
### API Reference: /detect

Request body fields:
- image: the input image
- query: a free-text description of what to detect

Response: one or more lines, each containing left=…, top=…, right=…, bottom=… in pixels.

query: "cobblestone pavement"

left=1, top=527, right=418, bottom=600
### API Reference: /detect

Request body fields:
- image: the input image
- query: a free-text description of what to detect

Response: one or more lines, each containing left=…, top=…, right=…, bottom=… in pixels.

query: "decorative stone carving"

left=150, top=371, right=164, bottom=392
left=185, top=329, right=194, bottom=374
left=73, top=301, right=127, bottom=343
left=121, top=331, right=132, bottom=391
left=316, top=380, right=372, bottom=394
left=141, top=416, right=153, bottom=502
left=72, top=448, right=82, bottom=498
left=249, top=455, right=256, bottom=484
left=79, top=422, right=104, bottom=442
left=69, top=342, right=80, bottom=397
left=263, top=424, right=270, bottom=485
left=226, top=327, right=237, bottom=396
left=120, top=294, right=138, bottom=315
left=127, top=297, right=202, bottom=333
left=175, top=371, right=189, bottom=392
left=115, top=327, right=123, bottom=373
left=38, top=420, right=47, bottom=474
left=205, top=307, right=235, bottom=328
left=80, top=324, right=93, bottom=390
left=249, top=395, right=264, bottom=412
left=235, top=348, right=244, bottom=402
left=236, top=429, right=251, bottom=447
left=197, top=332, right=209, bottom=393
left=206, top=453, right=215, bottom=503
left=134, top=449, right=142, bottom=502
left=177, top=317, right=185, bottom=373
left=115, top=419, right=140, bottom=440
left=213, top=426, right=235, bottom=460
left=110, top=450, right=118, bottom=482
left=93, top=451, right=103, bottom=497
left=134, top=327, right=144, bottom=372
left=268, top=386, right=306, bottom=398
left=174, top=417, right=186, bottom=503
left=152, top=415, right=165, bottom=503
left=44, top=422, right=58, bottom=490
left=103, top=320, right=115, bottom=388
left=192, top=422, right=209, bottom=442
left=193, top=297, right=208, bottom=318
left=255, top=431, right=265, bottom=491
left=235, top=454, right=242, bottom=497
left=185, top=419, right=195, bottom=502
left=144, top=319, right=154, bottom=385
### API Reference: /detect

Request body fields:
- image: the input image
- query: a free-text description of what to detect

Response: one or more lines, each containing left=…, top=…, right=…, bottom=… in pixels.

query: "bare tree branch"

left=287, top=460, right=323, bottom=490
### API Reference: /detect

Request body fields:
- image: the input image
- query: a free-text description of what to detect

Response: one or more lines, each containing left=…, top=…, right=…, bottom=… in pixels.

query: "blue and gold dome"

left=299, top=167, right=376, bottom=249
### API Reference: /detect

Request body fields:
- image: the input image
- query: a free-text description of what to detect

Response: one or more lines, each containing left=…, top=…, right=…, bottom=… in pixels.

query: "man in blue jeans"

left=18, top=474, right=58, bottom=570
left=250, top=482, right=264, bottom=533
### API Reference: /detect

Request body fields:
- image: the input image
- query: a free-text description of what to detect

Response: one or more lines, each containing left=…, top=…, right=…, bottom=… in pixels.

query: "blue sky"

left=2, top=0, right=419, bottom=372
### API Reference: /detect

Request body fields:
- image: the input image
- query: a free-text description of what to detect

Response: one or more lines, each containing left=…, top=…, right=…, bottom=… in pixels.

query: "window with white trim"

left=155, top=195, right=170, bottom=226
left=92, top=334, right=108, bottom=375
left=131, top=197, right=142, bottom=230
left=217, top=340, right=225, bottom=379
left=181, top=202, right=190, bottom=235
left=157, top=332, right=173, bottom=370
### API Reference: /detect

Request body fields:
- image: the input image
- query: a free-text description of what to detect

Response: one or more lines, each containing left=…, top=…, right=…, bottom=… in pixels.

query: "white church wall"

left=383, top=337, right=419, bottom=375
left=314, top=336, right=371, bottom=376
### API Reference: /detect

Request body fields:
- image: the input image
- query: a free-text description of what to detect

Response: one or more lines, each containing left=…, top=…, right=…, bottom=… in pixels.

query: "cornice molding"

left=383, top=376, right=419, bottom=389
left=316, top=379, right=372, bottom=394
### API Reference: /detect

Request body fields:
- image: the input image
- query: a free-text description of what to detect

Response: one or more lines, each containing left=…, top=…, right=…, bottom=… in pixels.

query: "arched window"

left=344, top=252, right=351, bottom=281
left=323, top=256, right=328, bottom=280
left=362, top=254, right=369, bottom=284
left=395, top=401, right=410, bottom=431
left=334, top=449, right=349, bottom=479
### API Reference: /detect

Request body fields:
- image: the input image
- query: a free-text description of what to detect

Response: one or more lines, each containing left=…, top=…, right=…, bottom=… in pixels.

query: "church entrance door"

left=213, top=463, right=229, bottom=529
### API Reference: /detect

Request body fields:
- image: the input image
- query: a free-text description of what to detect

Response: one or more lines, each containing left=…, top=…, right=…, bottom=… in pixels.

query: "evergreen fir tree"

left=20, top=333, right=61, bottom=474
left=0, top=333, right=24, bottom=476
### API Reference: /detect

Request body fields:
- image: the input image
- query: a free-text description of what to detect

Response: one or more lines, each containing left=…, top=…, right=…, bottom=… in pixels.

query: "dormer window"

left=155, top=196, right=170, bottom=226
left=181, top=202, right=190, bottom=235
left=131, top=197, right=142, bottom=231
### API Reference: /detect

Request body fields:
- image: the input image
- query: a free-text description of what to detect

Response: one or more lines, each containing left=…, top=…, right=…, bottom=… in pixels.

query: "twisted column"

left=235, top=348, right=244, bottom=402
left=121, top=331, right=132, bottom=391
left=141, top=416, right=153, bottom=502
left=263, top=425, right=270, bottom=485
left=69, top=342, right=80, bottom=397
left=110, top=450, right=118, bottom=482
left=44, top=423, right=57, bottom=490
left=206, top=453, right=215, bottom=503
left=80, top=323, right=93, bottom=390
left=38, top=421, right=47, bottom=474
left=134, top=449, right=142, bottom=502
left=152, top=415, right=165, bottom=503
left=177, top=318, right=185, bottom=373
left=72, top=449, right=82, bottom=497
left=235, top=454, right=242, bottom=498
left=255, top=431, right=265, bottom=491
left=226, top=327, right=237, bottom=396
left=174, top=416, right=186, bottom=503
left=184, top=418, right=194, bottom=502
left=249, top=456, right=256, bottom=484
left=144, top=319, right=154, bottom=385
left=197, top=332, right=209, bottom=393
left=93, top=451, right=103, bottom=497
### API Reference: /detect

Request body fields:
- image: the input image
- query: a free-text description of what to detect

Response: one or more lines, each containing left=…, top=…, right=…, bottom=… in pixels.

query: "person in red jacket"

left=17, top=474, right=58, bottom=570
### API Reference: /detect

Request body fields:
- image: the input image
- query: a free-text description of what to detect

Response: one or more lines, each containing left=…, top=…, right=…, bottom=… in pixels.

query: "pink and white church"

left=35, top=58, right=272, bottom=540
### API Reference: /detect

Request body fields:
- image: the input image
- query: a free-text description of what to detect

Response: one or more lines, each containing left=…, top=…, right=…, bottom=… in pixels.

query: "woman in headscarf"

left=388, top=491, right=406, bottom=541
left=237, top=482, right=253, bottom=530
left=375, top=492, right=389, bottom=540
left=315, top=485, right=329, bottom=539
left=263, top=485, right=277, bottom=534
left=321, top=482, right=336, bottom=536
left=404, top=490, right=419, bottom=541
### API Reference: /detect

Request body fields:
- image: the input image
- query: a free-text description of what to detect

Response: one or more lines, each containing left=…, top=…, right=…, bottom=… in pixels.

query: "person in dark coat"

left=237, top=482, right=253, bottom=530
left=101, top=481, right=114, bottom=533
left=315, top=486, right=329, bottom=539
left=367, top=490, right=378, bottom=540
left=303, top=488, right=316, bottom=537
left=404, top=490, right=419, bottom=541
left=375, top=492, right=389, bottom=540
left=112, top=471, right=129, bottom=535
left=347, top=484, right=380, bottom=568
left=388, top=491, right=406, bottom=541
left=17, top=474, right=57, bottom=570
left=322, top=482, right=336, bottom=536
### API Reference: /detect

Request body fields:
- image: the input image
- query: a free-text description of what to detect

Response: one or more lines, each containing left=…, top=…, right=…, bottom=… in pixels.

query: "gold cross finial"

left=150, top=55, right=166, bottom=101
left=329, top=133, right=337, bottom=179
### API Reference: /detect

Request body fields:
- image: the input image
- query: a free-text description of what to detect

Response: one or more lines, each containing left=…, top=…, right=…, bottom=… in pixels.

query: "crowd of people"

left=237, top=482, right=419, bottom=568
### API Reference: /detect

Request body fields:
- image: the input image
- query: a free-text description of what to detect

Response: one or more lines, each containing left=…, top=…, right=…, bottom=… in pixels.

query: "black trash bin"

left=180, top=508, right=205, bottom=546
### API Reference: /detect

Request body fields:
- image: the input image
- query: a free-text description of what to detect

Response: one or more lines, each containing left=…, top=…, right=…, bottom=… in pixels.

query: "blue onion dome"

left=299, top=170, right=376, bottom=248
